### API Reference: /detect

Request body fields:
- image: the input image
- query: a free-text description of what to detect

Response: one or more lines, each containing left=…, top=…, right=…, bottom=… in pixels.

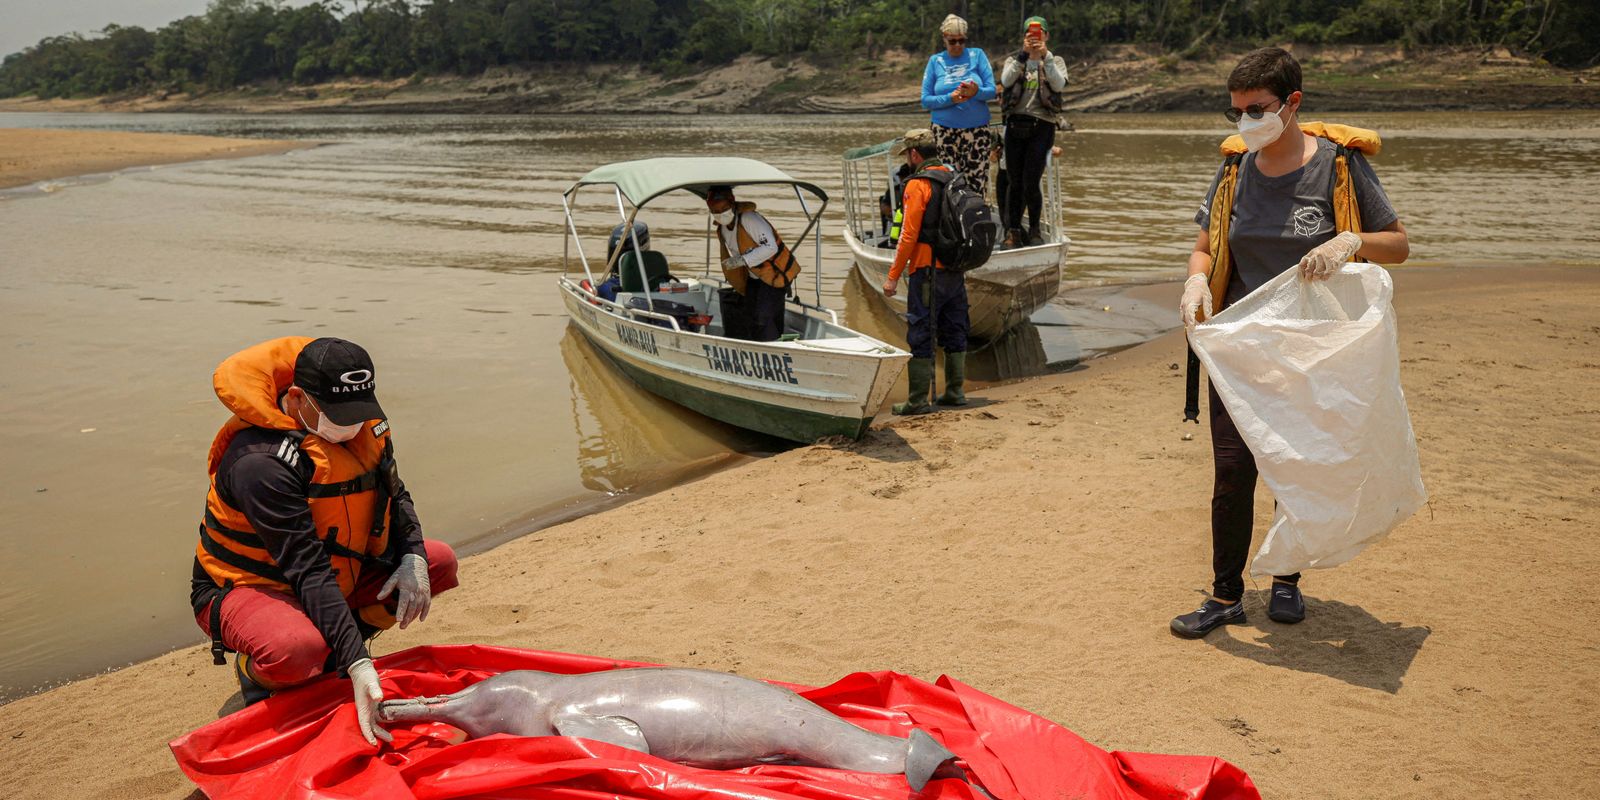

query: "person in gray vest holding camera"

left=999, top=16, right=1068, bottom=249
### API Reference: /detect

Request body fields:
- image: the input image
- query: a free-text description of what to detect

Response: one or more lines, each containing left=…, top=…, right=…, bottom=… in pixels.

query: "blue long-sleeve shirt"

left=921, top=49, right=996, bottom=129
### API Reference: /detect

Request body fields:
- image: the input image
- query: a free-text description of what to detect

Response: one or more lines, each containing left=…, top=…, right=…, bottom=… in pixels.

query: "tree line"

left=2, top=0, right=1595, bottom=99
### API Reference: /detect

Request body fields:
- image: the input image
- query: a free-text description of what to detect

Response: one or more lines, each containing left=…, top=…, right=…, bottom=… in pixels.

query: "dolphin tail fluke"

left=904, top=728, right=957, bottom=791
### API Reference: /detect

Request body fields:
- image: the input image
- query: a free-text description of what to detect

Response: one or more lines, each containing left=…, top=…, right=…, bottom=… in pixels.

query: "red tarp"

left=170, top=645, right=1259, bottom=800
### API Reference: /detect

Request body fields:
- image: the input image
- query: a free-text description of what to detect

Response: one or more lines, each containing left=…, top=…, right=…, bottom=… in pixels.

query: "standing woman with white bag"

left=1171, top=47, right=1411, bottom=638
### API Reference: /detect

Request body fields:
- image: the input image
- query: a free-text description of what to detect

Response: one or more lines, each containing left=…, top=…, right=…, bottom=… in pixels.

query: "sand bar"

left=0, top=128, right=309, bottom=189
left=0, top=265, right=1596, bottom=799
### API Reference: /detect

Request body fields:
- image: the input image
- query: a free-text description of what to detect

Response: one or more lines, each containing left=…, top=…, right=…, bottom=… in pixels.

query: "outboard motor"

left=607, top=221, right=652, bottom=266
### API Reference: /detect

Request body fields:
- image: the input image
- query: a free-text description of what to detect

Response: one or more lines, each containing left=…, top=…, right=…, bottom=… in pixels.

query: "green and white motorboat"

left=557, top=157, right=910, bottom=443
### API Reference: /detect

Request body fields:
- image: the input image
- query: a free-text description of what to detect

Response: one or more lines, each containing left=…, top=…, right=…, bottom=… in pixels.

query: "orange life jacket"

left=195, top=337, right=395, bottom=598
left=1202, top=122, right=1379, bottom=317
left=716, top=202, right=801, bottom=295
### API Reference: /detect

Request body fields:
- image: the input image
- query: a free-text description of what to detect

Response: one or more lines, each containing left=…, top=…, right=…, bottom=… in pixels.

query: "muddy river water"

left=1, top=110, right=1596, bottom=701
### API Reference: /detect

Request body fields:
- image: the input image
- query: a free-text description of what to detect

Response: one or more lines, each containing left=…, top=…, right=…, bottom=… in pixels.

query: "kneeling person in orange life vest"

left=708, top=184, right=801, bottom=342
left=190, top=337, right=459, bottom=746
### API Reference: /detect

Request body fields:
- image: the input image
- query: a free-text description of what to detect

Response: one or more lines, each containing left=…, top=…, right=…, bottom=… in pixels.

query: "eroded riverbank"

left=2, top=45, right=1596, bottom=116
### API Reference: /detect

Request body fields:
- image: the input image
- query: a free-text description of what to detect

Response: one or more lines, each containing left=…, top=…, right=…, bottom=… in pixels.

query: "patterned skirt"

left=932, top=123, right=994, bottom=200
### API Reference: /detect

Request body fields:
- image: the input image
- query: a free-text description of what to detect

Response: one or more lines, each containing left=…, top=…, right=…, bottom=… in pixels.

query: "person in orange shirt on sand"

left=881, top=128, right=970, bottom=415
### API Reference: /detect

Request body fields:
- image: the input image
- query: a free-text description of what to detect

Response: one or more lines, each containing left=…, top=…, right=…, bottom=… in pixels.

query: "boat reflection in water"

left=561, top=326, right=773, bottom=497
left=841, top=269, right=1176, bottom=389
left=841, top=268, right=1051, bottom=387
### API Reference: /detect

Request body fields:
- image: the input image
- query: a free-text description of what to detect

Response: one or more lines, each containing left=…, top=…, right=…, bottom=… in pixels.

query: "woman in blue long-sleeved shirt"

left=920, top=14, right=997, bottom=198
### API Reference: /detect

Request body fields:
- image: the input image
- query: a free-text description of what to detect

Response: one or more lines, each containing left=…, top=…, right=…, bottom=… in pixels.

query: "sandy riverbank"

left=0, top=128, right=311, bottom=189
left=0, top=264, right=1595, bottom=798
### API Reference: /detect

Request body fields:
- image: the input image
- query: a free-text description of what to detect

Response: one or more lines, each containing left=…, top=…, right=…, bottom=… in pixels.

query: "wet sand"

left=0, top=264, right=1594, bottom=799
left=0, top=128, right=310, bottom=189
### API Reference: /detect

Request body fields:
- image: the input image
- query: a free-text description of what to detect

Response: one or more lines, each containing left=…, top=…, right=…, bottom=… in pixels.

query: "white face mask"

left=1238, top=102, right=1289, bottom=153
left=713, top=209, right=735, bottom=226
left=294, top=395, right=363, bottom=443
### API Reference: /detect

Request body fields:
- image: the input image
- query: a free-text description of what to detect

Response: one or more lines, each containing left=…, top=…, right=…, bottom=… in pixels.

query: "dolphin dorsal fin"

left=552, top=712, right=651, bottom=754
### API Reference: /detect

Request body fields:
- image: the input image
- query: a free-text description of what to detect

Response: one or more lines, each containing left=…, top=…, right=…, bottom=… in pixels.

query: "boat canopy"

left=568, top=157, right=827, bottom=207
left=841, top=139, right=898, bottom=162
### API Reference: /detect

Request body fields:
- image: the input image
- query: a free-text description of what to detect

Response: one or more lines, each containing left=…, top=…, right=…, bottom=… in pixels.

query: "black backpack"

left=916, top=169, right=998, bottom=273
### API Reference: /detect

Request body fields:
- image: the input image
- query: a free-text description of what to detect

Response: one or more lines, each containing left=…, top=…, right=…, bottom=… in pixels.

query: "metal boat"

left=558, top=157, right=910, bottom=443
left=840, top=135, right=1069, bottom=342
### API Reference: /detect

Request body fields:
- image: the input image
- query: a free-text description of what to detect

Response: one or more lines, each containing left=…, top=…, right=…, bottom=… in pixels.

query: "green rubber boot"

left=893, top=358, right=935, bottom=415
left=936, top=350, right=967, bottom=406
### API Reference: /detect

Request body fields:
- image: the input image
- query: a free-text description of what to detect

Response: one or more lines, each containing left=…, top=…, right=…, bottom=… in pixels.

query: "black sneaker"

left=1170, top=599, right=1246, bottom=638
left=1267, top=582, right=1306, bottom=624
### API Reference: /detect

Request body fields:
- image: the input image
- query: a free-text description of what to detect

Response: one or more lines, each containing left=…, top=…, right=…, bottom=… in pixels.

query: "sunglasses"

left=1224, top=98, right=1285, bottom=123
left=944, top=37, right=967, bottom=45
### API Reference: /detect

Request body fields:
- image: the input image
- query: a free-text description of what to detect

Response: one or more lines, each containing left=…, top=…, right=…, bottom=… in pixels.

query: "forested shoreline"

left=3, top=0, right=1596, bottom=101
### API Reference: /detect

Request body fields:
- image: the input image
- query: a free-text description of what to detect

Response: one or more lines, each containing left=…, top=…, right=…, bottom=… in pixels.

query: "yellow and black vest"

left=1000, top=55, right=1065, bottom=117
left=716, top=202, right=801, bottom=295
left=1200, top=122, right=1379, bottom=318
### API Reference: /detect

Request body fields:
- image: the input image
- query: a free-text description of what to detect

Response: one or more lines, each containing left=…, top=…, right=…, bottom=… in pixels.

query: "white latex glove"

left=377, top=553, right=430, bottom=629
left=1298, top=231, right=1362, bottom=281
left=1180, top=273, right=1213, bottom=329
left=348, top=657, right=392, bottom=746
left=722, top=254, right=747, bottom=270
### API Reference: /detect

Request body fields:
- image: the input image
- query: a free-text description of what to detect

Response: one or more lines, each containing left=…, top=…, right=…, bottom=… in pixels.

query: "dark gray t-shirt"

left=1195, top=137, right=1397, bottom=305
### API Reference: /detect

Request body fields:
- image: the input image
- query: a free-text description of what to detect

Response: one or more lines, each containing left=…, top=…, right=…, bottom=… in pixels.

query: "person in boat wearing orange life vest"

left=882, top=128, right=970, bottom=416
left=189, top=336, right=459, bottom=745
left=1171, top=47, right=1409, bottom=639
left=707, top=185, right=801, bottom=342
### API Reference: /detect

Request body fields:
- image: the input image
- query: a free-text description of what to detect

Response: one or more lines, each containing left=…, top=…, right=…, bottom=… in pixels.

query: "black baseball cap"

left=293, top=338, right=385, bottom=425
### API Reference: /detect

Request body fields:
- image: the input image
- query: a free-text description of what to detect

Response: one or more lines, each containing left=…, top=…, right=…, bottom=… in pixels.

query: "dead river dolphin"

left=378, top=667, right=959, bottom=789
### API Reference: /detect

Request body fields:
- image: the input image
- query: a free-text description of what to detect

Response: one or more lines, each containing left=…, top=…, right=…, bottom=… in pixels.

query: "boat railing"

left=1041, top=143, right=1064, bottom=243
left=559, top=276, right=683, bottom=332
left=562, top=163, right=835, bottom=329
left=789, top=296, right=840, bottom=327
left=842, top=126, right=1066, bottom=246
left=623, top=304, right=684, bottom=332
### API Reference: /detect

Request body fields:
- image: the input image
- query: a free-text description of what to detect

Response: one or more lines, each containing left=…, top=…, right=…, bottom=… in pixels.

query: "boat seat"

left=618, top=251, right=671, bottom=293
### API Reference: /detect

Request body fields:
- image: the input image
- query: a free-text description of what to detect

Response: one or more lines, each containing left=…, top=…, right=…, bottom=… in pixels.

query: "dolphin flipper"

left=553, top=712, right=652, bottom=754
left=904, top=729, right=956, bottom=791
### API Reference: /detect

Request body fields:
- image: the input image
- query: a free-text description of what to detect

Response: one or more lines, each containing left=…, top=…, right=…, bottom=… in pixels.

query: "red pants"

left=196, top=539, right=459, bottom=688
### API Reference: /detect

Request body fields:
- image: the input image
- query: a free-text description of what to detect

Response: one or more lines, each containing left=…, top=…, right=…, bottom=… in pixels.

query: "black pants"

left=905, top=267, right=969, bottom=358
left=1209, top=381, right=1300, bottom=602
left=745, top=278, right=787, bottom=342
left=1003, top=116, right=1055, bottom=233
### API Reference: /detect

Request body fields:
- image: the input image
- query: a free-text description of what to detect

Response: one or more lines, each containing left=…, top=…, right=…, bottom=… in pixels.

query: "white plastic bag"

left=1189, top=262, right=1426, bottom=577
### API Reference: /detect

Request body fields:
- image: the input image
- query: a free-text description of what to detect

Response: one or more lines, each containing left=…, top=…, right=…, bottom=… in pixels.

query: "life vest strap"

left=306, top=469, right=382, bottom=498
left=320, top=528, right=396, bottom=570
left=371, top=441, right=402, bottom=566
left=208, top=571, right=234, bottom=666
left=205, top=508, right=266, bottom=550
left=199, top=525, right=289, bottom=585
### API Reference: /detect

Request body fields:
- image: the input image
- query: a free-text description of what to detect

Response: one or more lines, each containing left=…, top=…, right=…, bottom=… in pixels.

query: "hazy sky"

left=2, top=1, right=228, bottom=60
